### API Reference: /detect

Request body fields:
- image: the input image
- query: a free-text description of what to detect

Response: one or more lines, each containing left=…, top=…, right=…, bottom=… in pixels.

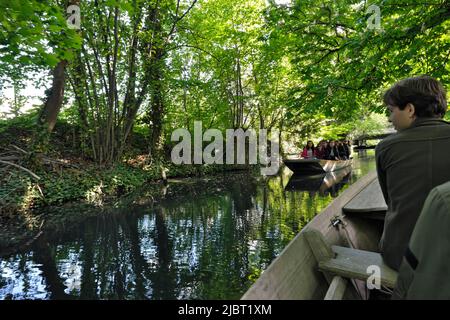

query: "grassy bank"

left=0, top=159, right=245, bottom=214
left=0, top=159, right=254, bottom=254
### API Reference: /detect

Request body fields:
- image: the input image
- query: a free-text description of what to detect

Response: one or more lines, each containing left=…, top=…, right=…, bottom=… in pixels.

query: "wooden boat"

left=241, top=171, right=395, bottom=300
left=283, top=158, right=352, bottom=175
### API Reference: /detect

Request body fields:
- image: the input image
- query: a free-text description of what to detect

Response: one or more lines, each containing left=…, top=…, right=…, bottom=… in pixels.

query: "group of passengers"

left=300, top=140, right=351, bottom=160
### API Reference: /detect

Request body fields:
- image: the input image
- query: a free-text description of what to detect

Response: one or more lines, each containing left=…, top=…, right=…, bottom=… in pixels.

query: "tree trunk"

left=35, top=0, right=80, bottom=154
left=148, top=48, right=165, bottom=159
left=38, top=0, right=80, bottom=132
left=38, top=60, right=68, bottom=132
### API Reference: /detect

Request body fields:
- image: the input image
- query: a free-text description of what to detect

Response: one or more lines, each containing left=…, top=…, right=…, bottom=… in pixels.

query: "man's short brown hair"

left=383, top=75, right=448, bottom=118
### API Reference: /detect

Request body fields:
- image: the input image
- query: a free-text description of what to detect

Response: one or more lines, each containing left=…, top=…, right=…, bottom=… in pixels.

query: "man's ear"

left=406, top=103, right=416, bottom=118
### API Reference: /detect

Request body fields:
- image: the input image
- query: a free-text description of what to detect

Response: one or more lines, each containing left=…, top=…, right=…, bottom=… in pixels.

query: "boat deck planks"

left=343, top=179, right=387, bottom=220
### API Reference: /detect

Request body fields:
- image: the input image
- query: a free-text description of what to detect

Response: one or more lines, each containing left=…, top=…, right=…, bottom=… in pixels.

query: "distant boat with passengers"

left=285, top=139, right=353, bottom=175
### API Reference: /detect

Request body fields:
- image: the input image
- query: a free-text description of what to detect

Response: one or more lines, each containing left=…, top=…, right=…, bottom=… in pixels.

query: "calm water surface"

left=0, top=150, right=376, bottom=299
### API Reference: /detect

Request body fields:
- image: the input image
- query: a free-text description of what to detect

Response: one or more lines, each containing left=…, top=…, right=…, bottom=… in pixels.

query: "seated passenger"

left=301, top=140, right=317, bottom=159
left=315, top=140, right=327, bottom=159
left=325, top=141, right=341, bottom=160
left=393, top=181, right=450, bottom=299
left=337, top=141, right=348, bottom=160
left=343, top=140, right=352, bottom=159
left=376, top=75, right=450, bottom=270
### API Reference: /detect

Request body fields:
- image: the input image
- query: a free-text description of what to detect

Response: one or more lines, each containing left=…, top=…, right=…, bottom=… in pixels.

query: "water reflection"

left=0, top=151, right=376, bottom=300
left=285, top=166, right=352, bottom=197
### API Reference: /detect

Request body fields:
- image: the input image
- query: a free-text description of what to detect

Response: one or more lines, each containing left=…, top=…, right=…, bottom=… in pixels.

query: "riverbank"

left=0, top=161, right=257, bottom=255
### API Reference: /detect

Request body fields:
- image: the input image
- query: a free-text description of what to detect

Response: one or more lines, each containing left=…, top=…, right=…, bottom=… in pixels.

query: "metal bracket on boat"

left=330, top=216, right=344, bottom=229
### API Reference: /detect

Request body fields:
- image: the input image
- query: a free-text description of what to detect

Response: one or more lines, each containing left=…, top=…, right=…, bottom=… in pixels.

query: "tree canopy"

left=1, top=0, right=449, bottom=161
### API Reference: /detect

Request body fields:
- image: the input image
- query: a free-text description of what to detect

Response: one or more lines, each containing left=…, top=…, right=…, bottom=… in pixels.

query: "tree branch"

left=166, top=0, right=198, bottom=42
left=0, top=160, right=41, bottom=180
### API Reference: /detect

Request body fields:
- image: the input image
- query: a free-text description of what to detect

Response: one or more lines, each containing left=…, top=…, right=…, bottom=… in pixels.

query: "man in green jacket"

left=376, top=75, right=449, bottom=270
left=393, top=181, right=450, bottom=299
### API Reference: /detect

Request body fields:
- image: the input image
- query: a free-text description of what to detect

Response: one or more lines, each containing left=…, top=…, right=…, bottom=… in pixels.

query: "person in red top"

left=315, top=140, right=327, bottom=159
left=301, top=140, right=317, bottom=158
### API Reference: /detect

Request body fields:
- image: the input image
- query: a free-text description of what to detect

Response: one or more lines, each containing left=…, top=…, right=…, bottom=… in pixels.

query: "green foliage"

left=0, top=0, right=81, bottom=83
left=275, top=0, right=449, bottom=121
left=2, top=0, right=449, bottom=153
left=0, top=109, right=38, bottom=135
left=348, top=113, right=391, bottom=139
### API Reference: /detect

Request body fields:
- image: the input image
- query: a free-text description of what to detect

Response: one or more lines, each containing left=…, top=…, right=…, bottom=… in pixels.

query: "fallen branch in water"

left=19, top=228, right=44, bottom=251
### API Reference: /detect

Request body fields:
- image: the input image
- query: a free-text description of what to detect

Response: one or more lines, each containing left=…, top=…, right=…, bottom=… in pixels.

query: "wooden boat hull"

left=241, top=171, right=384, bottom=300
left=283, top=159, right=352, bottom=175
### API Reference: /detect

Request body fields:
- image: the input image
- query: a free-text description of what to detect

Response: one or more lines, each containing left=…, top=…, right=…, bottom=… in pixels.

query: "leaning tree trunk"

left=38, top=60, right=68, bottom=133
left=35, top=0, right=80, bottom=154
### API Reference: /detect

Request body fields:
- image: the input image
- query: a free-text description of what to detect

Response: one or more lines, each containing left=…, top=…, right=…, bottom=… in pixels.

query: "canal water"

left=0, top=150, right=376, bottom=300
